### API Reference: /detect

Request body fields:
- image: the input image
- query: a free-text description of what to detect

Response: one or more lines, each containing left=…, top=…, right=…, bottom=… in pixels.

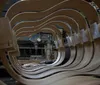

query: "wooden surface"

left=0, top=80, right=6, bottom=85
left=93, top=0, right=100, bottom=8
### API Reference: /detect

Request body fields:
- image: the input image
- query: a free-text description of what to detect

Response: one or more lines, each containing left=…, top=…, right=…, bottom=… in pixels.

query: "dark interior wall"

left=1, top=0, right=19, bottom=17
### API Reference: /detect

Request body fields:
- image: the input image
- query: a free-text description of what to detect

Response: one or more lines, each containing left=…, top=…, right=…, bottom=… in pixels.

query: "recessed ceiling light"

left=20, top=0, right=25, bottom=1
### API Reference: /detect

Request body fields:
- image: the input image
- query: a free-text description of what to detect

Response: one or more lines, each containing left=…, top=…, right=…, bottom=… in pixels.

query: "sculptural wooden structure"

left=0, top=0, right=100, bottom=85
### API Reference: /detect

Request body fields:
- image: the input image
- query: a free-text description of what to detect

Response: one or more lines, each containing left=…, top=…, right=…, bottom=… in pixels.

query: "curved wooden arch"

left=0, top=1, right=100, bottom=85
left=15, top=15, right=78, bottom=35
left=1, top=51, right=100, bottom=85
left=12, top=25, right=70, bottom=72
left=15, top=20, right=79, bottom=73
left=8, top=27, right=67, bottom=78
left=14, top=23, right=96, bottom=77
left=6, top=0, right=99, bottom=24
left=15, top=21, right=94, bottom=73
left=13, top=13, right=87, bottom=73
left=5, top=0, right=64, bottom=19
left=16, top=21, right=72, bottom=37
left=15, top=26, right=76, bottom=73
left=22, top=44, right=93, bottom=77
left=11, top=9, right=92, bottom=42
left=10, top=9, right=87, bottom=30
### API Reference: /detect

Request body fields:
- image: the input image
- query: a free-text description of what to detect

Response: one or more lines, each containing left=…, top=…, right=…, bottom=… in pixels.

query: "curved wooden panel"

left=0, top=0, right=100, bottom=85
left=10, top=9, right=87, bottom=30
left=6, top=0, right=99, bottom=24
